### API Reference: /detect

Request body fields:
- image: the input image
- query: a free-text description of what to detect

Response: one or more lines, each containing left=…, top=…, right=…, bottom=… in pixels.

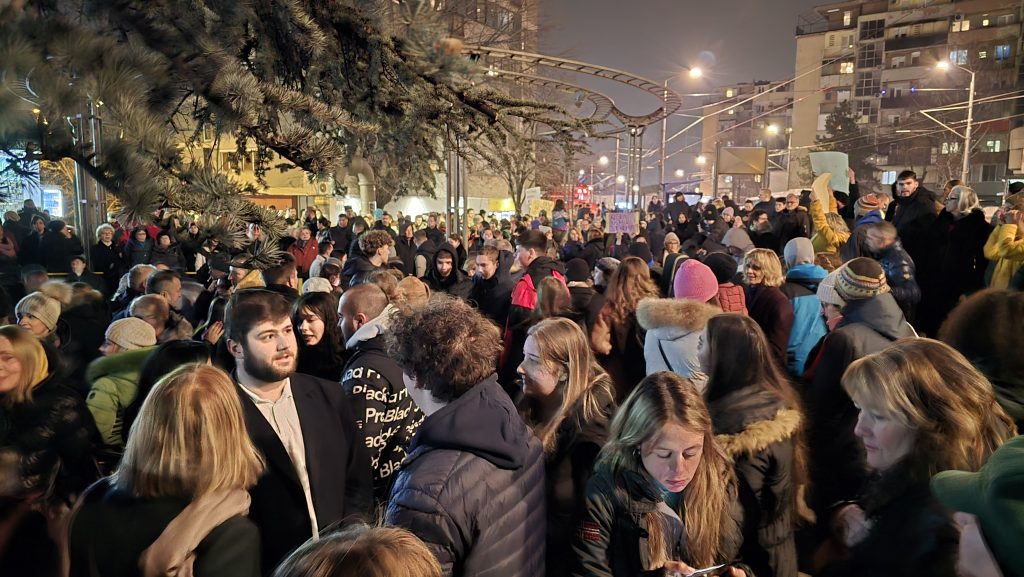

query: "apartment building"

left=791, top=0, right=1023, bottom=200
left=699, top=80, right=795, bottom=199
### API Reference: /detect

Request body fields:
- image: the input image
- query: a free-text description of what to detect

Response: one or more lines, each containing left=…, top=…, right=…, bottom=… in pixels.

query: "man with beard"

left=226, top=289, right=372, bottom=572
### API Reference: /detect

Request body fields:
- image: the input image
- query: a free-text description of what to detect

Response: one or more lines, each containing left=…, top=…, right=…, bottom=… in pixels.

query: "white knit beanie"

left=16, top=292, right=61, bottom=331
left=105, top=317, right=157, bottom=350
left=301, top=277, right=334, bottom=295
left=817, top=268, right=846, bottom=308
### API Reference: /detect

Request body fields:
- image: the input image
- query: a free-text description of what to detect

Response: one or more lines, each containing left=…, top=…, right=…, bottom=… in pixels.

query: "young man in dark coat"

left=385, top=295, right=546, bottom=577
left=226, top=289, right=372, bottom=572
left=328, top=214, right=353, bottom=258
left=339, top=284, right=423, bottom=505
left=341, top=230, right=391, bottom=289
left=468, top=244, right=514, bottom=328
left=885, top=170, right=937, bottom=279
left=501, top=229, right=566, bottom=394
left=420, top=243, right=472, bottom=300
left=802, top=259, right=915, bottom=526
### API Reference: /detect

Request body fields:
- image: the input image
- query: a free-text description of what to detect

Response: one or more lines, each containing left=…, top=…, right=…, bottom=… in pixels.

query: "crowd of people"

left=1, top=169, right=1024, bottom=577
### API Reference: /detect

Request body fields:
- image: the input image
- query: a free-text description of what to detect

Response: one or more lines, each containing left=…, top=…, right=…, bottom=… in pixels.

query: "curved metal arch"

left=463, top=44, right=682, bottom=130
left=483, top=69, right=616, bottom=127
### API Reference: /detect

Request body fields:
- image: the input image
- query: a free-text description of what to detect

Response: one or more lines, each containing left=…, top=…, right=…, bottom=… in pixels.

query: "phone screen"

left=687, top=563, right=727, bottom=577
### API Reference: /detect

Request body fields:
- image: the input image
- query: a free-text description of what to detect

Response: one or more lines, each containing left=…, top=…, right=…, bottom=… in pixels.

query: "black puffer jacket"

left=386, top=375, right=546, bottom=577
left=395, top=223, right=417, bottom=277
left=803, top=293, right=915, bottom=520
left=579, top=239, right=605, bottom=270
left=572, top=464, right=744, bottom=577
left=871, top=239, right=920, bottom=321
left=886, top=188, right=937, bottom=271
left=0, top=375, right=98, bottom=505
left=709, top=387, right=801, bottom=577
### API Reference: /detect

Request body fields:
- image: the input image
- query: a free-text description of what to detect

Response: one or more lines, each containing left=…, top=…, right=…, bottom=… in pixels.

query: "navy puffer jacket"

left=386, top=375, right=547, bottom=577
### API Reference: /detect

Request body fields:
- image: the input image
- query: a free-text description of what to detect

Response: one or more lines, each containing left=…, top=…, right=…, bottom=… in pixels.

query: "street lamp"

left=935, top=60, right=976, bottom=183
left=599, top=155, right=609, bottom=167
left=675, top=169, right=685, bottom=178
left=660, top=65, right=704, bottom=188
left=695, top=155, right=707, bottom=165
left=766, top=124, right=780, bottom=135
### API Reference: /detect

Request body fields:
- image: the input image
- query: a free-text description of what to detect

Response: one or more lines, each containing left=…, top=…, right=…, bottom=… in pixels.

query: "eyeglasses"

left=947, top=197, right=959, bottom=202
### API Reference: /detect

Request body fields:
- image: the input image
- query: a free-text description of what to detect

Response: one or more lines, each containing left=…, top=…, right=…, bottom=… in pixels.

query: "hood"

left=526, top=256, right=565, bottom=288
left=636, top=297, right=719, bottom=332
left=786, top=263, right=827, bottom=283
left=722, top=228, right=754, bottom=254
left=406, top=375, right=530, bottom=470
left=497, top=249, right=514, bottom=280
left=840, top=292, right=915, bottom=340
left=425, top=243, right=465, bottom=287
left=856, top=211, right=883, bottom=226
left=345, top=309, right=391, bottom=349
left=85, top=346, right=155, bottom=381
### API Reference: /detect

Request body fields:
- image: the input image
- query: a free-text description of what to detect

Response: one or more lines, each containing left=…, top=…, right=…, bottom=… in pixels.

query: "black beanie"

left=703, top=252, right=738, bottom=284
left=628, top=242, right=653, bottom=263
left=565, top=258, right=591, bottom=283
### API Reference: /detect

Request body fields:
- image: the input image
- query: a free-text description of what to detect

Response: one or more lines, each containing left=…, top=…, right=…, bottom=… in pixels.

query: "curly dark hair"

left=386, top=294, right=502, bottom=403
left=358, top=230, right=394, bottom=254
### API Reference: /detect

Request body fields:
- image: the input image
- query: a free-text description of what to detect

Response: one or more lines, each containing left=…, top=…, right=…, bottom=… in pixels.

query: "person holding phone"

left=572, top=372, right=748, bottom=577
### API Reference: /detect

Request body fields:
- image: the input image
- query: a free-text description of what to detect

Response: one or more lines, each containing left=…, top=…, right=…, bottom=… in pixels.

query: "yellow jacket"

left=809, top=197, right=851, bottom=254
left=984, top=223, right=1024, bottom=289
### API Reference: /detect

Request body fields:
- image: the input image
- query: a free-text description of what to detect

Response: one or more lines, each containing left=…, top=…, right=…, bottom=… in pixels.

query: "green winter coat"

left=85, top=347, right=155, bottom=447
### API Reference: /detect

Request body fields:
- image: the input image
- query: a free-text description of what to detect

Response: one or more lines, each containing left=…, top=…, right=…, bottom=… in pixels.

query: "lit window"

left=844, top=11, right=852, bottom=26
left=726, top=88, right=734, bottom=97
left=881, top=171, right=896, bottom=185
left=996, top=45, right=1011, bottom=60
left=987, top=140, right=1003, bottom=152
left=840, top=62, right=855, bottom=74
left=983, top=18, right=990, bottom=26
left=950, top=49, right=968, bottom=65
left=979, top=50, right=988, bottom=59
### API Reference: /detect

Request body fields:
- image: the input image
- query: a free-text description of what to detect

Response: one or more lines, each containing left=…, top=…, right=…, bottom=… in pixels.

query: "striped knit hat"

left=835, top=257, right=889, bottom=302
left=854, top=194, right=881, bottom=217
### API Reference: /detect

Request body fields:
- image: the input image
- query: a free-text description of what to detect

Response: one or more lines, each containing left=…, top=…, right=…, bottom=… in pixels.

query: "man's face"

left=158, top=235, right=171, bottom=248
left=24, top=200, right=35, bottom=210
left=228, top=266, right=249, bottom=286
left=755, top=214, right=770, bottom=226
left=745, top=201, right=754, bottom=211
left=403, top=226, right=413, bottom=239
left=338, top=298, right=365, bottom=344
left=896, top=177, right=918, bottom=197
left=436, top=254, right=453, bottom=278
left=338, top=216, right=348, bottom=228
left=135, top=230, right=146, bottom=242
left=775, top=200, right=785, bottom=212
left=476, top=254, right=497, bottom=280
left=71, top=259, right=86, bottom=276
left=162, top=278, right=182, bottom=308
left=785, top=197, right=799, bottom=210
left=299, top=228, right=311, bottom=241
left=234, top=318, right=297, bottom=382
left=428, top=216, right=437, bottom=228
left=383, top=215, right=392, bottom=227
left=516, top=245, right=536, bottom=268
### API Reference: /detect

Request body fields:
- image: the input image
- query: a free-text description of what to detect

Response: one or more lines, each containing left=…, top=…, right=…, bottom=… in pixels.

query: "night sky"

left=538, top=0, right=827, bottom=173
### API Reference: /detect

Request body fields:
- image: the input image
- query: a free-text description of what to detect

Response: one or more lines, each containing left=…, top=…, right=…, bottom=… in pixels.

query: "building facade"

left=792, top=0, right=1024, bottom=201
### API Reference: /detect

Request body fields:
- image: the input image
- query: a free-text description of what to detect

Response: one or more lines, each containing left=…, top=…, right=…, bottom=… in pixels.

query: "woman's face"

left=483, top=229, right=494, bottom=240
left=297, top=307, right=326, bottom=347
left=641, top=422, right=704, bottom=493
left=518, top=335, right=561, bottom=398
left=135, top=230, right=147, bottom=242
left=0, top=337, right=23, bottom=395
left=696, top=328, right=711, bottom=373
left=17, top=313, right=50, bottom=337
left=99, top=228, right=113, bottom=243
left=745, top=262, right=764, bottom=285
left=854, top=404, right=915, bottom=472
left=665, top=239, right=680, bottom=254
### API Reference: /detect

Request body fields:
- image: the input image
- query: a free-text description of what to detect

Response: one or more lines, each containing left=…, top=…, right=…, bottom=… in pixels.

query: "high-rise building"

left=699, top=80, right=795, bottom=199
left=792, top=0, right=1023, bottom=200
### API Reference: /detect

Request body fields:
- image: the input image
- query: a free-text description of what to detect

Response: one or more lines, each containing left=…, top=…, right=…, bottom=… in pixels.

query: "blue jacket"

left=781, top=263, right=828, bottom=376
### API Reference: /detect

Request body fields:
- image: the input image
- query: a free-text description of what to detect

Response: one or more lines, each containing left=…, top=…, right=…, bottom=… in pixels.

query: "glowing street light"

left=616, top=175, right=626, bottom=184
left=934, top=60, right=975, bottom=183
left=766, top=124, right=780, bottom=135
left=659, top=64, right=706, bottom=186
left=687, top=67, right=703, bottom=79
left=598, top=155, right=609, bottom=167
left=675, top=169, right=685, bottom=178
left=695, top=155, right=707, bottom=166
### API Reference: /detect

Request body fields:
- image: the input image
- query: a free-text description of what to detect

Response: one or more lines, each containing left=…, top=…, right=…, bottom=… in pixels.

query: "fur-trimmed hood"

left=635, top=297, right=719, bottom=333
left=716, top=408, right=801, bottom=458
left=709, top=386, right=802, bottom=457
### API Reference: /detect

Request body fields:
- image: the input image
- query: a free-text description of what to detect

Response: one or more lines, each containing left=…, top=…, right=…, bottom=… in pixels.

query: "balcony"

left=885, top=33, right=948, bottom=52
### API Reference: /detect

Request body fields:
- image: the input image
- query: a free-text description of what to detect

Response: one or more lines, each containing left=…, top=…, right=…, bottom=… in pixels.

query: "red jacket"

left=287, top=240, right=320, bottom=277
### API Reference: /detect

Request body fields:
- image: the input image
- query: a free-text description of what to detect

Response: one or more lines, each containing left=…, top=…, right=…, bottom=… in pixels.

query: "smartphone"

left=688, top=564, right=728, bottom=577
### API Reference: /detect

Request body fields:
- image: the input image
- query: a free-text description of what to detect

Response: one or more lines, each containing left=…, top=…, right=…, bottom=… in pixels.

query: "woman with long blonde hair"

left=573, top=372, right=746, bottom=577
left=590, top=256, right=660, bottom=400
left=518, top=317, right=617, bottom=576
left=69, top=364, right=265, bottom=577
left=817, top=339, right=1016, bottom=577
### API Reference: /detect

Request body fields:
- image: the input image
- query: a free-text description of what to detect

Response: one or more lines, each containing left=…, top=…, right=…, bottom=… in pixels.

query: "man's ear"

left=227, top=338, right=245, bottom=360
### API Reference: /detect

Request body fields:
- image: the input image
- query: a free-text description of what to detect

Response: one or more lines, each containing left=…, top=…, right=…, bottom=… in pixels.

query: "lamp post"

left=935, top=60, right=976, bottom=183
left=659, top=67, right=703, bottom=189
